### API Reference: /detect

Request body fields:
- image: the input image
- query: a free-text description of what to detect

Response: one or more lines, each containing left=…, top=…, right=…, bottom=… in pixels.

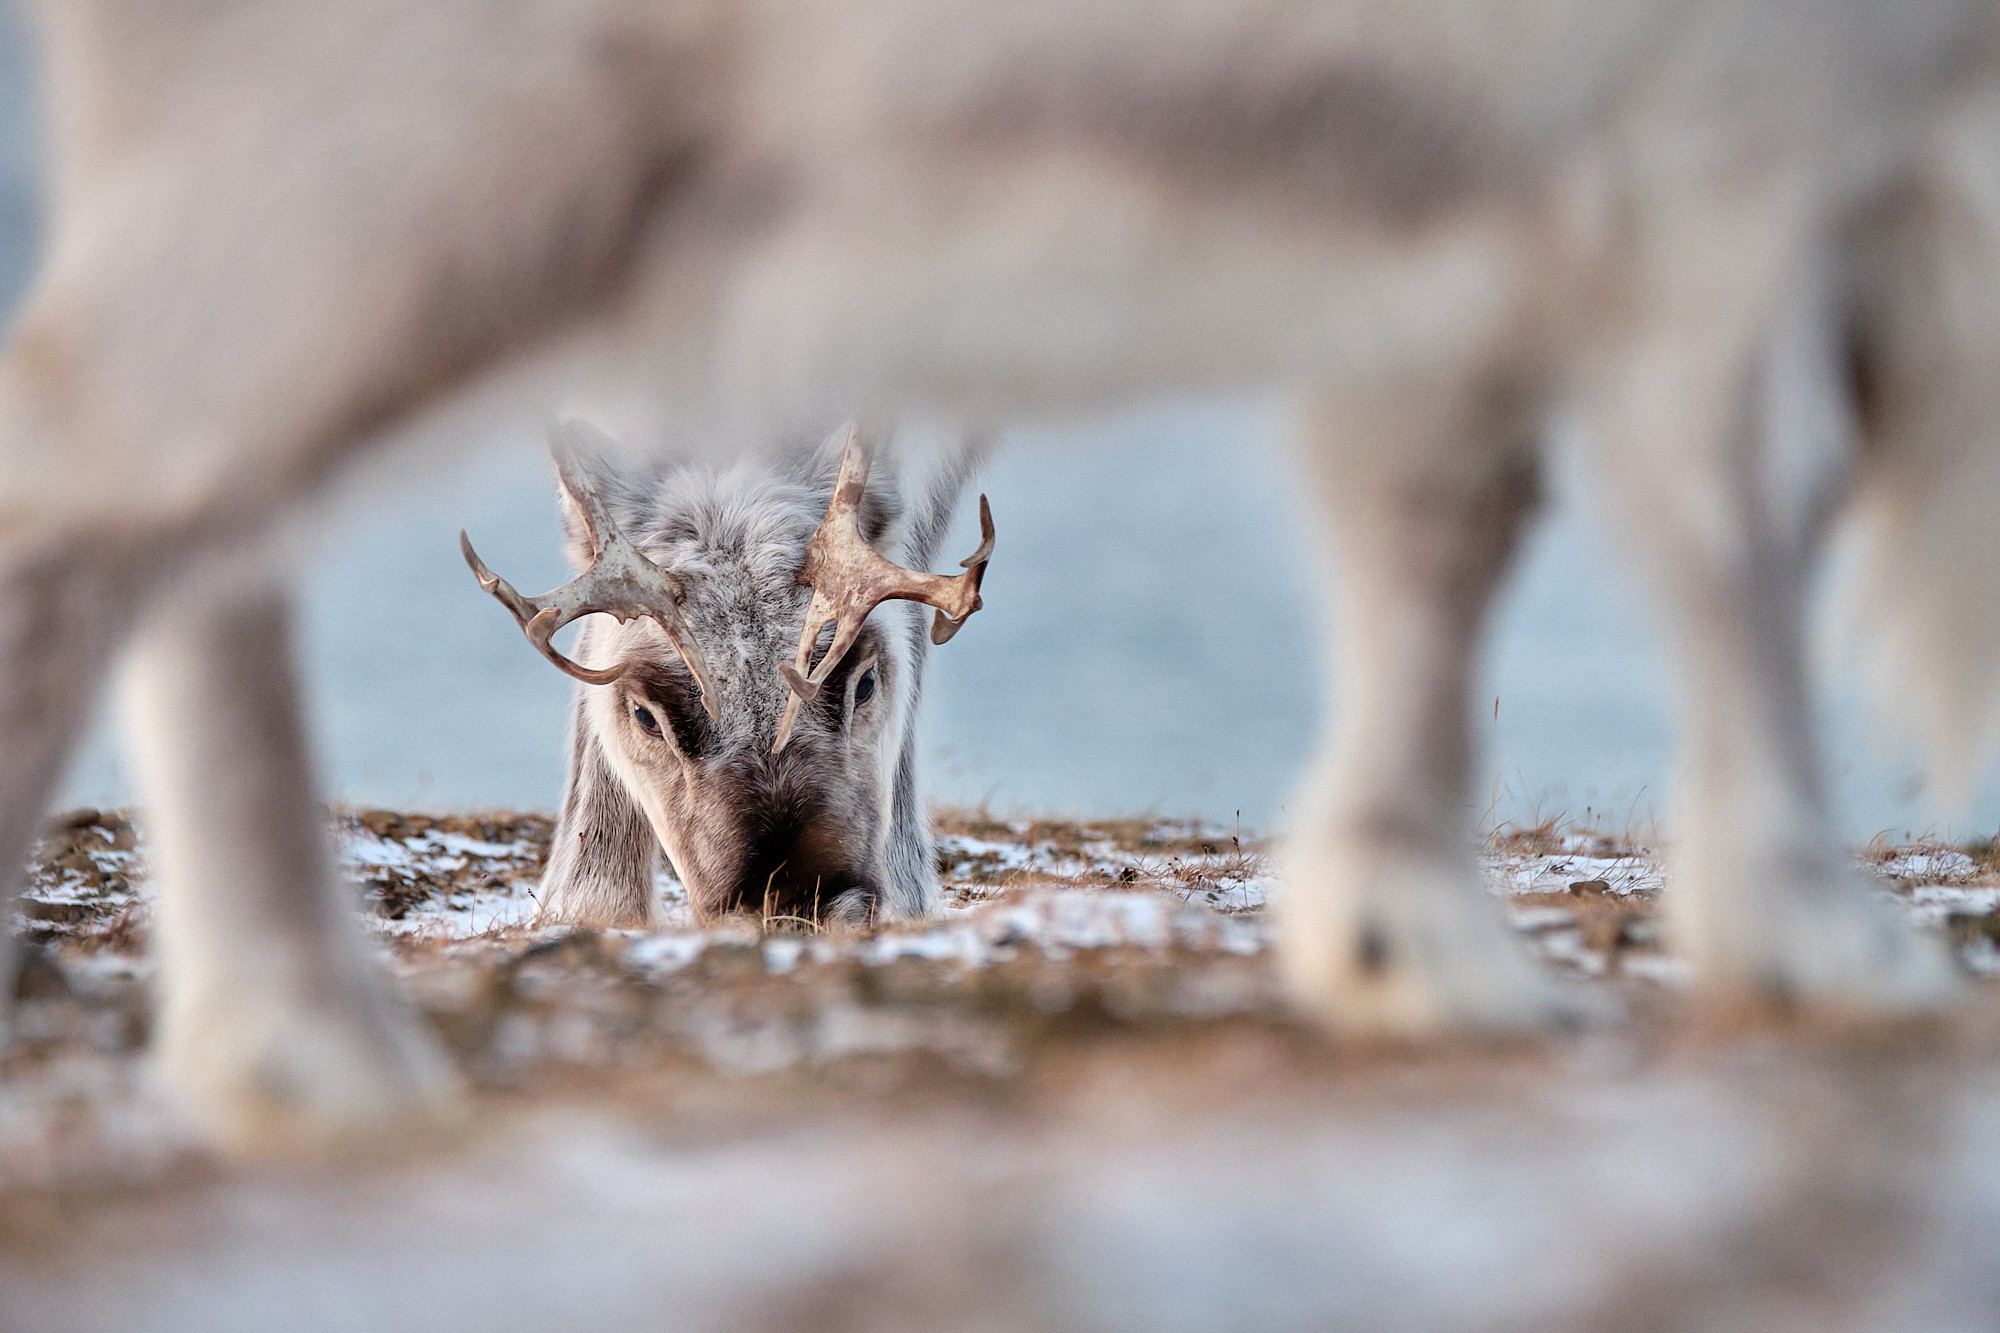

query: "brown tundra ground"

left=5, top=806, right=2000, bottom=1332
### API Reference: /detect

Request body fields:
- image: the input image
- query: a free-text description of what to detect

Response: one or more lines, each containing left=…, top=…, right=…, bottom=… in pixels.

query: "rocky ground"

left=4, top=808, right=2000, bottom=1331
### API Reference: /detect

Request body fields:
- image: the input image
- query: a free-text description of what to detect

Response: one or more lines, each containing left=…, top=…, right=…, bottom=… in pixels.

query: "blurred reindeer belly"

left=626, top=150, right=1553, bottom=434
left=626, top=0, right=1632, bottom=426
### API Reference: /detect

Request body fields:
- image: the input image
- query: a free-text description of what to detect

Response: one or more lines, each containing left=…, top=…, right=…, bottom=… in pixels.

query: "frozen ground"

left=5, top=808, right=2000, bottom=1331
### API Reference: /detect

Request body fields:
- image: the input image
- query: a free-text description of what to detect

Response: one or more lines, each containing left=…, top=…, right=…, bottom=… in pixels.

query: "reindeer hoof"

left=159, top=978, right=462, bottom=1155
left=1278, top=841, right=1591, bottom=1039
left=1670, top=849, right=1962, bottom=1020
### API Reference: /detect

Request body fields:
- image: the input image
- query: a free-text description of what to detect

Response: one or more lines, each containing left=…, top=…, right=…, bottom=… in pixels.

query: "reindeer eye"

left=853, top=666, right=877, bottom=707
left=631, top=704, right=663, bottom=738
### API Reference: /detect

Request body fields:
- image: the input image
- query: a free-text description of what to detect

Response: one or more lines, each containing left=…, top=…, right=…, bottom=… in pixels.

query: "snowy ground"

left=5, top=808, right=2000, bottom=1331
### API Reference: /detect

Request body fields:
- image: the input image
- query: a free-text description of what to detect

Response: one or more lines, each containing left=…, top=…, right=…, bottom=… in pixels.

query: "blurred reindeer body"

left=2, top=0, right=1998, bottom=1139
left=532, top=431, right=976, bottom=929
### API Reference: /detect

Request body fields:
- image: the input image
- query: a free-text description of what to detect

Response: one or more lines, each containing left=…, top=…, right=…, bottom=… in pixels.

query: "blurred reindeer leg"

left=0, top=0, right=690, bottom=1121
left=0, top=329, right=457, bottom=1139
left=0, top=537, right=137, bottom=1027
left=121, top=580, right=457, bottom=1146
left=1584, top=199, right=1956, bottom=1016
left=1281, top=373, right=1578, bottom=1037
left=0, top=346, right=174, bottom=1029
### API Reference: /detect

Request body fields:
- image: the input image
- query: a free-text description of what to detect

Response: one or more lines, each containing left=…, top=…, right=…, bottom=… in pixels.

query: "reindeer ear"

left=902, top=431, right=993, bottom=571
left=551, top=419, right=645, bottom=572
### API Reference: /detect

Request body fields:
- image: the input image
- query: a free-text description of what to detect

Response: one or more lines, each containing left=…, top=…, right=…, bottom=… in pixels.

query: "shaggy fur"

left=0, top=0, right=1996, bottom=1141
left=535, top=427, right=979, bottom=927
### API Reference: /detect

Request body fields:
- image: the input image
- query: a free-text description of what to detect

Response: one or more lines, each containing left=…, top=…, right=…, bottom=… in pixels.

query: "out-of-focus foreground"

left=3, top=810, right=1999, bottom=1331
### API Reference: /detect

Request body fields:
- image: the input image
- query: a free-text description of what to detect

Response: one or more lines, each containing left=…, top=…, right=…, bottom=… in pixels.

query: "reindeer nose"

left=731, top=815, right=873, bottom=924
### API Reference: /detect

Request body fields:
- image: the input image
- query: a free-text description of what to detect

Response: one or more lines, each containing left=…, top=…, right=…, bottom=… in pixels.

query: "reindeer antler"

left=773, top=424, right=995, bottom=752
left=460, top=421, right=719, bottom=718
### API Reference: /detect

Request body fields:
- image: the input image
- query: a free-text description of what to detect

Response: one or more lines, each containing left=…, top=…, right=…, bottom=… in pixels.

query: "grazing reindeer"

left=1, top=0, right=1998, bottom=1142
left=462, top=421, right=990, bottom=928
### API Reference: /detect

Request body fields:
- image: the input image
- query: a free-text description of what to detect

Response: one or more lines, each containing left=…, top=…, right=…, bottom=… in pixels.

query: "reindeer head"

left=463, top=421, right=990, bottom=927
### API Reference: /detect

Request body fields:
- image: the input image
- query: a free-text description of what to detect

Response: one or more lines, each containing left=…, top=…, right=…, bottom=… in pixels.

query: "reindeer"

left=1, top=0, right=1998, bottom=1145
left=461, top=421, right=991, bottom=929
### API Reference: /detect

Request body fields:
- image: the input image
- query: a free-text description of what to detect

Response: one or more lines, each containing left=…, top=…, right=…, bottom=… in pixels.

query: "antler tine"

left=930, top=493, right=994, bottom=645
left=772, top=425, right=998, bottom=753
left=459, top=529, right=544, bottom=633
left=773, top=593, right=871, bottom=752
left=460, top=422, right=722, bottom=719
